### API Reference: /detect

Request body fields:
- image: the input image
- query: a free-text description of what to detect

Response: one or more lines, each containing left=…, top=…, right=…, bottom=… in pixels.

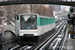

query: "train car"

left=18, top=13, right=55, bottom=44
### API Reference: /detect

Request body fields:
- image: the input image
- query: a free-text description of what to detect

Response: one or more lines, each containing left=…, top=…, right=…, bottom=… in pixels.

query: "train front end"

left=19, top=14, right=38, bottom=44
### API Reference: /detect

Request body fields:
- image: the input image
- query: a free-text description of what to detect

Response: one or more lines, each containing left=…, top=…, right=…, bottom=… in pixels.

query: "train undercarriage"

left=19, top=28, right=55, bottom=45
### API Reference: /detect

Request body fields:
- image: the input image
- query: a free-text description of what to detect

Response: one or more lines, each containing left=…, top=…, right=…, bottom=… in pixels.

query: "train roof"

left=19, top=13, right=55, bottom=19
left=19, top=13, right=38, bottom=15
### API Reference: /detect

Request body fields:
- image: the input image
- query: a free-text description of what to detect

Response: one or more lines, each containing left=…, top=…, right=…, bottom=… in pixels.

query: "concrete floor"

left=63, top=39, right=75, bottom=50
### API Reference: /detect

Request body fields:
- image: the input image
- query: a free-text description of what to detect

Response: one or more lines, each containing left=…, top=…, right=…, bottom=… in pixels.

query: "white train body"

left=18, top=13, right=55, bottom=43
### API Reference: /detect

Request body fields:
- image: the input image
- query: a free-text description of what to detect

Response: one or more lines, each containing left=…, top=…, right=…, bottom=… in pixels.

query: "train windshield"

left=20, top=15, right=37, bottom=29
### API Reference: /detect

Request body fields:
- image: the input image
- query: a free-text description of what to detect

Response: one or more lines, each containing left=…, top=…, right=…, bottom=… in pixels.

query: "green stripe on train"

left=19, top=17, right=20, bottom=26
left=38, top=17, right=40, bottom=26
left=38, top=17, right=55, bottom=26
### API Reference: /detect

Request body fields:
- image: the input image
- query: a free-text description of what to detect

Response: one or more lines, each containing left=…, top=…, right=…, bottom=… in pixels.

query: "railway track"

left=8, top=45, right=32, bottom=50
left=48, top=24, right=67, bottom=50
left=1, top=20, right=65, bottom=50
left=56, top=20, right=62, bottom=26
left=29, top=21, right=66, bottom=50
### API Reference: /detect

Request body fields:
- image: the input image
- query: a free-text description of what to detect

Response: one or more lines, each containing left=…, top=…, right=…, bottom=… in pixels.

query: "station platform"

left=63, top=38, right=75, bottom=50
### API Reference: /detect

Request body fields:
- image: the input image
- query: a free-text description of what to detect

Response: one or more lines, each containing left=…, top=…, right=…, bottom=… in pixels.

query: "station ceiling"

left=0, top=0, right=75, bottom=6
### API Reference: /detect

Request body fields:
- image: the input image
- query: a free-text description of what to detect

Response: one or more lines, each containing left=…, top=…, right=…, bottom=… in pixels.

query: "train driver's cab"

left=20, top=15, right=37, bottom=30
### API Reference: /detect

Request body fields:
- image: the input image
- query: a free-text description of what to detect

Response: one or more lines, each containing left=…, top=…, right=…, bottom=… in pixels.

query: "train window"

left=20, top=15, right=37, bottom=29
left=40, top=17, right=44, bottom=26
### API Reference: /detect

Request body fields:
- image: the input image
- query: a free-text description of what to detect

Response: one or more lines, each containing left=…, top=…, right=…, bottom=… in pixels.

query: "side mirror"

left=15, top=15, right=19, bottom=20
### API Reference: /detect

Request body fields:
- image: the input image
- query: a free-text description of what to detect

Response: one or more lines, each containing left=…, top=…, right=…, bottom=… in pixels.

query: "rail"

left=51, top=24, right=67, bottom=50
left=33, top=21, right=65, bottom=50
left=1, top=20, right=65, bottom=50
left=61, top=27, right=68, bottom=50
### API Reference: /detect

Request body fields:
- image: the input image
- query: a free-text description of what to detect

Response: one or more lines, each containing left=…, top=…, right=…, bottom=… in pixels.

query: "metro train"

left=17, top=13, right=55, bottom=44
